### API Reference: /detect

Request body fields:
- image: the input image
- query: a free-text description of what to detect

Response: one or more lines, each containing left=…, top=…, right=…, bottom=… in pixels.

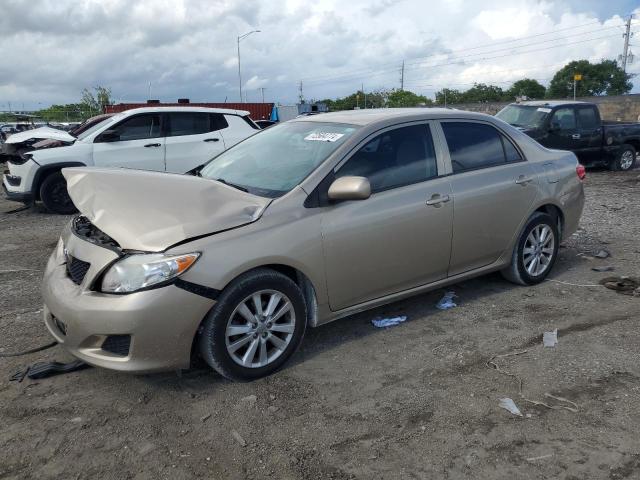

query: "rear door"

left=440, top=121, right=539, bottom=276
left=164, top=112, right=227, bottom=173
left=575, top=105, right=603, bottom=164
left=92, top=113, right=165, bottom=171
left=219, top=114, right=257, bottom=149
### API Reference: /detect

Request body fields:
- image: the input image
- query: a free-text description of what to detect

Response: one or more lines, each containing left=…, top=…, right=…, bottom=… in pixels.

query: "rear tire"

left=198, top=269, right=307, bottom=381
left=39, top=171, right=77, bottom=215
left=609, top=144, right=636, bottom=171
left=501, top=212, right=559, bottom=286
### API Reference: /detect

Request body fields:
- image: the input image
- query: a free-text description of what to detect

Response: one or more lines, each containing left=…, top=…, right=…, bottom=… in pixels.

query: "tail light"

left=576, top=164, right=586, bottom=181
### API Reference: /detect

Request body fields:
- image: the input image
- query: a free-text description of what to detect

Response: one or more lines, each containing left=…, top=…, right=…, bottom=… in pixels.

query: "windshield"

left=200, top=121, right=359, bottom=197
left=76, top=116, right=118, bottom=141
left=496, top=105, right=550, bottom=128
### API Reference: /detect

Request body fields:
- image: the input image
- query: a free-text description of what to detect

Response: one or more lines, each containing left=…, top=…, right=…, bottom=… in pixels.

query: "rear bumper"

left=41, top=237, right=216, bottom=373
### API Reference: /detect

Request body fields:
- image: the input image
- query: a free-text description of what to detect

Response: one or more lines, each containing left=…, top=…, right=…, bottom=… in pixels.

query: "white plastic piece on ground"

left=436, top=291, right=457, bottom=310
left=371, top=316, right=408, bottom=328
left=543, top=329, right=558, bottom=348
left=499, top=397, right=523, bottom=417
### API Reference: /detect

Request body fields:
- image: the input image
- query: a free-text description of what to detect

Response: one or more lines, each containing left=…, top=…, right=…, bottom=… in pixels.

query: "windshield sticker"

left=537, top=107, right=552, bottom=113
left=304, top=132, right=345, bottom=142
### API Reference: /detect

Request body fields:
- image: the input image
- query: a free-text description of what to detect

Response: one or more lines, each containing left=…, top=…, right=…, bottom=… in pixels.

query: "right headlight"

left=101, top=252, right=200, bottom=293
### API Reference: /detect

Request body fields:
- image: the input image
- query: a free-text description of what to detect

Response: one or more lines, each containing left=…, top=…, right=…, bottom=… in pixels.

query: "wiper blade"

left=215, top=178, right=249, bottom=192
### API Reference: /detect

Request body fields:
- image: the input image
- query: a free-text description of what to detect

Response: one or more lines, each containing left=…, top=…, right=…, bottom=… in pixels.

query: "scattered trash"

left=240, top=394, right=257, bottom=405
left=137, top=442, right=156, bottom=456
left=10, top=359, right=90, bottom=382
left=599, top=276, right=640, bottom=295
left=543, top=329, right=558, bottom=348
left=499, top=398, right=523, bottom=417
left=436, top=291, right=457, bottom=310
left=0, top=340, right=57, bottom=358
left=526, top=454, right=554, bottom=462
left=267, top=405, right=279, bottom=414
left=200, top=413, right=212, bottom=423
left=593, top=249, right=611, bottom=259
left=371, top=315, right=408, bottom=328
left=591, top=266, right=614, bottom=272
left=231, top=429, right=247, bottom=447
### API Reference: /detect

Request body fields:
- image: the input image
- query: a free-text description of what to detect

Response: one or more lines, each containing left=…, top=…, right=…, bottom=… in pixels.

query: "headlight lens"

left=9, top=153, right=32, bottom=166
left=101, top=253, right=199, bottom=293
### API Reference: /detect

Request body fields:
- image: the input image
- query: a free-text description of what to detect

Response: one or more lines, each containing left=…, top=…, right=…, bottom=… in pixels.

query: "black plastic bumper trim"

left=174, top=279, right=220, bottom=300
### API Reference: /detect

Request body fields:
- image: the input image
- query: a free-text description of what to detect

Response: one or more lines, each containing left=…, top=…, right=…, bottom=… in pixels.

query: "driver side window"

left=336, top=124, right=437, bottom=193
left=550, top=108, right=576, bottom=131
left=111, top=114, right=161, bottom=141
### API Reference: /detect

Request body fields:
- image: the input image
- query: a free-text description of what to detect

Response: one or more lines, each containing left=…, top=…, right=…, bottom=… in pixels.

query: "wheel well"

left=32, top=163, right=85, bottom=200
left=535, top=204, right=564, bottom=239
left=623, top=140, right=640, bottom=153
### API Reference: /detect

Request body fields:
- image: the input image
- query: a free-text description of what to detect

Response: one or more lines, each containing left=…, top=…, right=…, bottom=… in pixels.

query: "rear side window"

left=111, top=114, right=161, bottom=141
left=167, top=112, right=228, bottom=137
left=443, top=122, right=507, bottom=173
left=337, top=124, right=438, bottom=193
left=577, top=107, right=598, bottom=129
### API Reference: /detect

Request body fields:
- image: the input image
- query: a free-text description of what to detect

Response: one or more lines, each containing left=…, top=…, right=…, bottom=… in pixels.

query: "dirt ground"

left=0, top=168, right=639, bottom=480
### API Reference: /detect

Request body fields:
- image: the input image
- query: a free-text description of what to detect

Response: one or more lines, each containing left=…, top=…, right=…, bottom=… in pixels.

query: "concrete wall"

left=445, top=94, right=640, bottom=122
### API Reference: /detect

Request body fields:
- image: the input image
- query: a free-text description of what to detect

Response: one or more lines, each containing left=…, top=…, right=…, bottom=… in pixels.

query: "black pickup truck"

left=496, top=100, right=640, bottom=171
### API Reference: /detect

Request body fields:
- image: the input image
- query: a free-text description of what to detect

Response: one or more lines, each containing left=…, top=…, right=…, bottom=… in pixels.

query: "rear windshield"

left=496, top=105, right=550, bottom=129
left=200, top=121, right=358, bottom=198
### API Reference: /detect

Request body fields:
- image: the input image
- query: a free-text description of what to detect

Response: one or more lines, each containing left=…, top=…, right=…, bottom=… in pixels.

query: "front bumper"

left=2, top=181, right=33, bottom=203
left=41, top=229, right=216, bottom=373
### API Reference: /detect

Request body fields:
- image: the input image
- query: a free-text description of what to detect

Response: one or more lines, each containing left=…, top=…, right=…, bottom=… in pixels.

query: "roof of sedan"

left=289, top=107, right=492, bottom=126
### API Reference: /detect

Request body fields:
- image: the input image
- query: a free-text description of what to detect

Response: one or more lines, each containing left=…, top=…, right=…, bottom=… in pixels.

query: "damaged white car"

left=2, top=107, right=260, bottom=214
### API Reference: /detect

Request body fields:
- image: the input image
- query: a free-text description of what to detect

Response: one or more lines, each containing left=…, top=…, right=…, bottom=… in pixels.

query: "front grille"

left=66, top=256, right=91, bottom=285
left=102, top=335, right=131, bottom=356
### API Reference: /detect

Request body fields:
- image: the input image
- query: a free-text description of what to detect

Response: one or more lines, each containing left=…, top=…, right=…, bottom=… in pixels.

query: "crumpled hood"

left=63, top=167, right=272, bottom=251
left=6, top=126, right=75, bottom=144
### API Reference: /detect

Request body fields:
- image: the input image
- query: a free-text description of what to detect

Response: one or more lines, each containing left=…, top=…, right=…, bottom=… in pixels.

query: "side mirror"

left=327, top=176, right=371, bottom=201
left=96, top=129, right=120, bottom=142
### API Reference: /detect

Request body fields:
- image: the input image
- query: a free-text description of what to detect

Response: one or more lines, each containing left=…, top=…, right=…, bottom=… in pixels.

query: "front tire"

left=610, top=144, right=636, bottom=171
left=198, top=269, right=307, bottom=381
left=501, top=212, right=559, bottom=286
left=39, top=171, right=77, bottom=214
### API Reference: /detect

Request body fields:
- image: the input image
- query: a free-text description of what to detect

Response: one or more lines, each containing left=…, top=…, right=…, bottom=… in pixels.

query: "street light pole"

left=237, top=30, right=260, bottom=102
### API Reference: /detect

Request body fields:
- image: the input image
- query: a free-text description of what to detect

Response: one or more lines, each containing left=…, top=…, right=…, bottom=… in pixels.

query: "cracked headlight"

left=101, top=253, right=199, bottom=293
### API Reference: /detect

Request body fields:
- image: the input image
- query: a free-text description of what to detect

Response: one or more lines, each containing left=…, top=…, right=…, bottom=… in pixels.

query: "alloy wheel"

left=225, top=290, right=295, bottom=368
left=620, top=150, right=634, bottom=170
left=522, top=224, right=555, bottom=277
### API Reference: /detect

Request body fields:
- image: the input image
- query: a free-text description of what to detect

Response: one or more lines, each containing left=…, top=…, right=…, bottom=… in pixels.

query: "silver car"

left=42, top=108, right=585, bottom=381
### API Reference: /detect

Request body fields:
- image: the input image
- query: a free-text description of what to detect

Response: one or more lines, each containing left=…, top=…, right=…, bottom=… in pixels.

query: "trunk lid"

left=63, top=167, right=272, bottom=251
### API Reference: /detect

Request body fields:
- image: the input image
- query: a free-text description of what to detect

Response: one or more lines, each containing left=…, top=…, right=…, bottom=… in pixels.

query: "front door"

left=321, top=123, right=453, bottom=311
left=92, top=113, right=165, bottom=171
left=545, top=107, right=591, bottom=162
left=440, top=121, right=539, bottom=276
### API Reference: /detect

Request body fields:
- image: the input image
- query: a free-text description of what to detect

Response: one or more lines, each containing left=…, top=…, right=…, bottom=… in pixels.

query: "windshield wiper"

left=215, top=177, right=249, bottom=192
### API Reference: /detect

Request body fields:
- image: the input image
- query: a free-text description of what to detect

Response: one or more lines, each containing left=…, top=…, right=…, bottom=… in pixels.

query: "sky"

left=0, top=0, right=638, bottom=110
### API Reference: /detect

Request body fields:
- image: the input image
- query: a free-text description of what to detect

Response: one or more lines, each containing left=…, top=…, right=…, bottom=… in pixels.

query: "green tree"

left=546, top=60, right=632, bottom=98
left=507, top=78, right=546, bottom=100
left=461, top=83, right=506, bottom=102
left=435, top=88, right=464, bottom=105
left=80, top=85, right=113, bottom=114
left=387, top=89, right=431, bottom=107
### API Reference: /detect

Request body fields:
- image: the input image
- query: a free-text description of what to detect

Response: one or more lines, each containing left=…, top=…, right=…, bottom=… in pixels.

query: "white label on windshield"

left=304, top=132, right=345, bottom=142
left=537, top=107, right=552, bottom=113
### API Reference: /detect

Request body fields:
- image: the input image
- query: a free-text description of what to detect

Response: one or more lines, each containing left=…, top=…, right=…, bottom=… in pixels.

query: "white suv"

left=2, top=107, right=259, bottom=213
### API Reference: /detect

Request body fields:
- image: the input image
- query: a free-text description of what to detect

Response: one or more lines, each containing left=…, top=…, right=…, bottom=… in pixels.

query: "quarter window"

left=110, top=114, right=161, bottom=141
left=443, top=122, right=516, bottom=173
left=336, top=124, right=438, bottom=193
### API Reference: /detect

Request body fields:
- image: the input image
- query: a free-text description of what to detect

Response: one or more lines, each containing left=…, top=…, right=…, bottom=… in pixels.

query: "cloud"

left=0, top=0, right=637, bottom=109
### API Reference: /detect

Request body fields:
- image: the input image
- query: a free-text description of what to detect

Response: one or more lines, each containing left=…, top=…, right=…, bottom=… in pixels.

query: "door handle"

left=203, top=138, right=220, bottom=142
left=426, top=194, right=450, bottom=207
left=571, top=133, right=581, bottom=139
left=144, top=143, right=161, bottom=148
left=515, top=175, right=533, bottom=185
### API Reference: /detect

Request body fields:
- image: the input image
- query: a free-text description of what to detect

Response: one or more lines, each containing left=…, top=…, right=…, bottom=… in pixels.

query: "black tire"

left=501, top=212, right=559, bottom=286
left=609, top=144, right=636, bottom=171
left=198, top=268, right=307, bottom=381
left=39, top=171, right=77, bottom=214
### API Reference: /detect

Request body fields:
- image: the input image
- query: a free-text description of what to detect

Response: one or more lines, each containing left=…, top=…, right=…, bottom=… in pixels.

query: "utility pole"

left=400, top=60, right=405, bottom=90
left=259, top=87, right=266, bottom=103
left=621, top=14, right=634, bottom=73
left=362, top=83, right=366, bottom=109
left=298, top=81, right=304, bottom=104
left=237, top=30, right=261, bottom=103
